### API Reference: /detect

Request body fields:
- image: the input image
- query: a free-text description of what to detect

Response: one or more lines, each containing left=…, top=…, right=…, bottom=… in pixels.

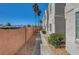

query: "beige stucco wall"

left=0, top=28, right=25, bottom=54
left=0, top=27, right=38, bottom=55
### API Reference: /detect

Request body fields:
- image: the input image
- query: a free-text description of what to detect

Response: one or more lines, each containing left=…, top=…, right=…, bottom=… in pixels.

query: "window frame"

left=75, top=11, right=79, bottom=39
left=74, top=8, right=79, bottom=43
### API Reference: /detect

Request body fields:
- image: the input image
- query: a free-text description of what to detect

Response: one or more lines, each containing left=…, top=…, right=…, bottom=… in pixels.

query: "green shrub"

left=41, top=30, right=46, bottom=34
left=48, top=33, right=64, bottom=48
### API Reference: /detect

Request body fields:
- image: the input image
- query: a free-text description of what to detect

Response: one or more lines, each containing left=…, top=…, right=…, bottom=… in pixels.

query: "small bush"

left=41, top=30, right=46, bottom=34
left=48, top=33, right=64, bottom=48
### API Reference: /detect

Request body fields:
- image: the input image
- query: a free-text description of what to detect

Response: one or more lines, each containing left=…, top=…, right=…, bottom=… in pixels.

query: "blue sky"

left=0, top=3, right=48, bottom=25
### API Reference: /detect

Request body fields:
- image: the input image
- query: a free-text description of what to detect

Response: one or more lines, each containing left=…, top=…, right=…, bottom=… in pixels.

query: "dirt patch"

left=49, top=44, right=69, bottom=55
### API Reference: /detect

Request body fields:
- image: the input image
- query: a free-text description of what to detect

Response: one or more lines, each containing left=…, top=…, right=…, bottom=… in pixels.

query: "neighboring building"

left=42, top=13, right=45, bottom=29
left=65, top=3, right=79, bottom=54
left=42, top=9, right=49, bottom=31
left=48, top=3, right=66, bottom=36
left=45, top=9, right=49, bottom=32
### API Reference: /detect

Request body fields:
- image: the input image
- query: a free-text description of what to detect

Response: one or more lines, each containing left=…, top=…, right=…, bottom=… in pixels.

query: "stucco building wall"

left=65, top=3, right=79, bottom=54
left=48, top=3, right=65, bottom=36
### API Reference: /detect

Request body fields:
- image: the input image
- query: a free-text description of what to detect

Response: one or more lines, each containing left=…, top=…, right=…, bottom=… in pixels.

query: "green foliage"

left=32, top=3, right=41, bottom=16
left=41, top=30, right=46, bottom=34
left=48, top=33, right=64, bottom=48
left=27, top=24, right=31, bottom=27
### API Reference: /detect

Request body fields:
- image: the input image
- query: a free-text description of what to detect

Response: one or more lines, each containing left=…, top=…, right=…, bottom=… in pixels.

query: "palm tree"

left=36, top=7, right=41, bottom=27
left=32, top=3, right=41, bottom=27
left=32, top=3, right=37, bottom=26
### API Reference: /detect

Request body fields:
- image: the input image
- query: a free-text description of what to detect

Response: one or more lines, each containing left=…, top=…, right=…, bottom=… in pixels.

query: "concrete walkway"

left=32, top=32, right=54, bottom=55
left=32, top=32, right=41, bottom=55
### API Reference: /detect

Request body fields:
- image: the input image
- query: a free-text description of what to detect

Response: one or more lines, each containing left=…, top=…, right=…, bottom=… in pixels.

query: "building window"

left=76, top=12, right=79, bottom=39
left=50, top=24, right=52, bottom=32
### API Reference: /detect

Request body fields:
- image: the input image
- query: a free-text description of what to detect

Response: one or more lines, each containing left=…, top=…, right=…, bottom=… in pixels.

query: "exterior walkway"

left=32, top=32, right=41, bottom=55
left=32, top=32, right=54, bottom=55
